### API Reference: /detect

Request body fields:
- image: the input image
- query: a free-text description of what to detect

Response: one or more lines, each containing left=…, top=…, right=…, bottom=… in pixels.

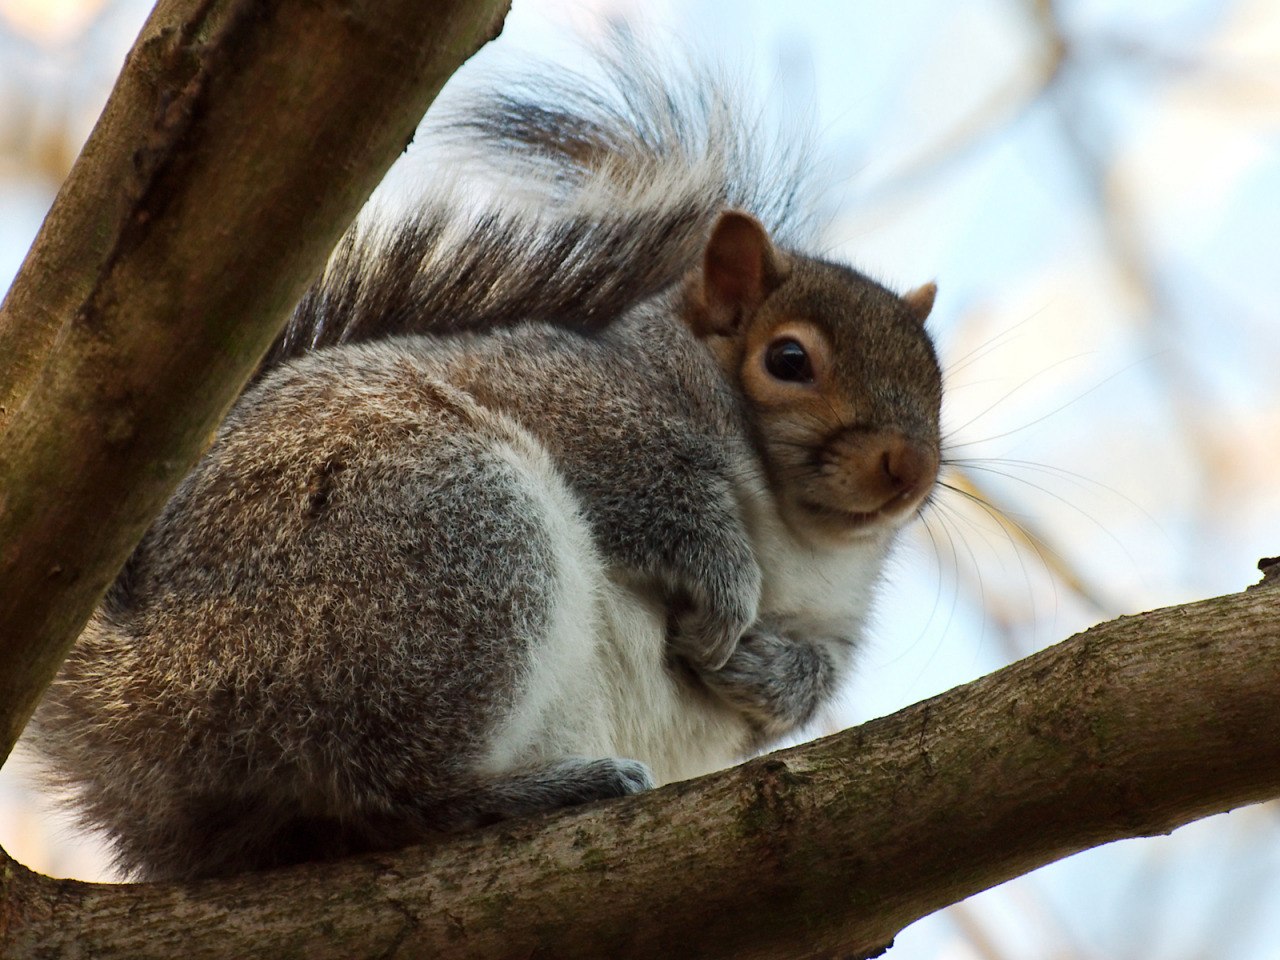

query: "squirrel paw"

left=597, top=758, right=658, bottom=796
left=669, top=577, right=759, bottom=671
left=661, top=527, right=762, bottom=670
left=670, top=608, right=745, bottom=672
left=548, top=757, right=655, bottom=802
left=671, top=558, right=762, bottom=670
left=701, top=626, right=838, bottom=736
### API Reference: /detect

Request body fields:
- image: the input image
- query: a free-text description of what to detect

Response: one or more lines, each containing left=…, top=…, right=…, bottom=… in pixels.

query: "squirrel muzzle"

left=797, top=427, right=939, bottom=537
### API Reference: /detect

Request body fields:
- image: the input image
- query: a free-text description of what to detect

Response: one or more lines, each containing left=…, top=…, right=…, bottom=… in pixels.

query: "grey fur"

left=262, top=42, right=820, bottom=371
left=27, top=49, right=943, bottom=882
left=702, top=618, right=843, bottom=746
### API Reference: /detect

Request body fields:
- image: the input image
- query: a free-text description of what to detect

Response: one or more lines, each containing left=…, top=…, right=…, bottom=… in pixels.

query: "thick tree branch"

left=3, top=573, right=1277, bottom=959
left=0, top=0, right=510, bottom=763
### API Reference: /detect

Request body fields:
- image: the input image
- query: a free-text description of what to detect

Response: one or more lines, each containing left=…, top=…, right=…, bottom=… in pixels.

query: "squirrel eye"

left=764, top=338, right=814, bottom=383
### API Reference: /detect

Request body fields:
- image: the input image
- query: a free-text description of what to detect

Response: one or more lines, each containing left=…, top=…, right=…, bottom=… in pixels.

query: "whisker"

left=916, top=509, right=957, bottom=641
left=942, top=464, right=1140, bottom=578
left=942, top=455, right=1165, bottom=533
left=942, top=354, right=1155, bottom=451
left=934, top=479, right=1053, bottom=645
left=942, top=303, right=1055, bottom=381
left=934, top=473, right=1118, bottom=619
left=941, top=351, right=1097, bottom=442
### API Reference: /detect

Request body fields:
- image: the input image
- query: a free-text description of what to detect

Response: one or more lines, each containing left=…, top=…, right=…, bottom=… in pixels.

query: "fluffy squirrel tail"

left=264, top=41, right=822, bottom=370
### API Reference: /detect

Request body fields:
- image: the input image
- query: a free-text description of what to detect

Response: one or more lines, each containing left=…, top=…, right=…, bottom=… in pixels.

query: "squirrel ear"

left=902, top=282, right=937, bottom=324
left=698, top=211, right=784, bottom=335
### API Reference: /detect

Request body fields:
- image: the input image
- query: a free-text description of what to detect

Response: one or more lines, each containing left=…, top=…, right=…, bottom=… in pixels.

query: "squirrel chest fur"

left=29, top=60, right=943, bottom=881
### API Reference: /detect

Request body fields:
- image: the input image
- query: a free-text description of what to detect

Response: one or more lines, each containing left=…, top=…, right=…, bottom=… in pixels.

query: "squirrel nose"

left=841, top=429, right=938, bottom=514
left=881, top=435, right=935, bottom=501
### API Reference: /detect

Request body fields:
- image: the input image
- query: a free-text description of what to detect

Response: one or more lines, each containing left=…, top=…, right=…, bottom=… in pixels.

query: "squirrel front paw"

left=700, top=626, right=838, bottom=737
left=668, top=559, right=762, bottom=671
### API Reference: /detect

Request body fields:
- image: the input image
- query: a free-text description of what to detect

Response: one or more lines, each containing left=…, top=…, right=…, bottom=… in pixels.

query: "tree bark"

left=0, top=0, right=510, bottom=763
left=3, top=568, right=1277, bottom=960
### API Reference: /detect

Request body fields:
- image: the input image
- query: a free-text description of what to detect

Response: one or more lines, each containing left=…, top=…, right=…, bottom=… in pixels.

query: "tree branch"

left=4, top=572, right=1277, bottom=959
left=0, top=0, right=510, bottom=763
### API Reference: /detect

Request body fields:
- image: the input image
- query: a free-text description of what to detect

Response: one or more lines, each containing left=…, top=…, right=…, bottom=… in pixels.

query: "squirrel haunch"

left=27, top=52, right=943, bottom=881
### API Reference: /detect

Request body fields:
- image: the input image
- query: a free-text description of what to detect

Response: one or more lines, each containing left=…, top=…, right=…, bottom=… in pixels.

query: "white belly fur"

left=477, top=421, right=891, bottom=786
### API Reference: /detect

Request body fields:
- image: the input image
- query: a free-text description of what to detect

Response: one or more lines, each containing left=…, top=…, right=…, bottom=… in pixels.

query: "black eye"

left=764, top=338, right=814, bottom=383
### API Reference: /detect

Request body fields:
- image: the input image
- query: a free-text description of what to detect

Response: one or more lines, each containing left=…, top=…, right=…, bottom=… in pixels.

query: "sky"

left=1, top=1, right=1279, bottom=957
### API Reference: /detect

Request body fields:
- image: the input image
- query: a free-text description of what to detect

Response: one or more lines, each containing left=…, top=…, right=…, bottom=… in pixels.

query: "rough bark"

left=0, top=0, right=510, bottom=763
left=3, top=570, right=1277, bottom=960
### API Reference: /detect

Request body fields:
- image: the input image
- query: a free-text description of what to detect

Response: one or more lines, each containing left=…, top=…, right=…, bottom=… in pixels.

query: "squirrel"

left=27, top=47, right=943, bottom=881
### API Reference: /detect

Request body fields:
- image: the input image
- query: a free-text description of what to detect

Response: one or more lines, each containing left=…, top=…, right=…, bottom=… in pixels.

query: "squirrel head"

left=683, top=211, right=942, bottom=544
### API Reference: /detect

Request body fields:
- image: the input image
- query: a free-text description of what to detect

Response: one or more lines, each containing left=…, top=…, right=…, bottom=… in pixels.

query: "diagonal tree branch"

left=0, top=0, right=511, bottom=764
left=4, top=567, right=1278, bottom=959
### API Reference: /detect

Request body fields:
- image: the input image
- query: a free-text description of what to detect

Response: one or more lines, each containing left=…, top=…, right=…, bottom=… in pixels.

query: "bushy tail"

left=263, top=40, right=821, bottom=370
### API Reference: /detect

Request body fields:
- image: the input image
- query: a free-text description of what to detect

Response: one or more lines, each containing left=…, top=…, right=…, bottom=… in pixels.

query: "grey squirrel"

left=28, top=49, right=943, bottom=881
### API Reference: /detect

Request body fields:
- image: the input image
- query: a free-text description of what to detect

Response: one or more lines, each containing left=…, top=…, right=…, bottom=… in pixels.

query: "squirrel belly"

left=482, top=445, right=897, bottom=791
left=453, top=401, right=757, bottom=790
